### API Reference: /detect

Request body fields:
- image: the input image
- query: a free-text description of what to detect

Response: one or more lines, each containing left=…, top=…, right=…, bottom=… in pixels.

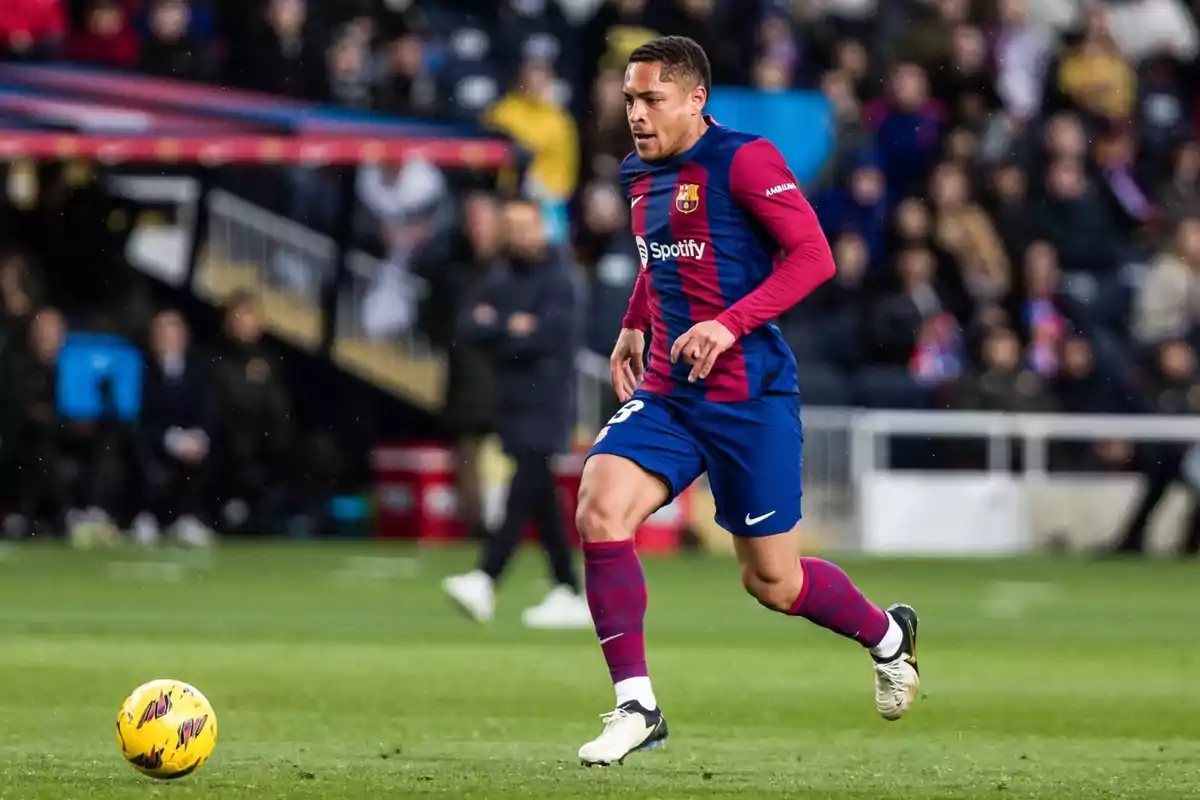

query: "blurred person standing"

left=958, top=327, right=1051, bottom=412
left=1050, top=7, right=1135, bottom=123
left=138, top=0, right=210, bottom=81
left=133, top=310, right=216, bottom=548
left=374, top=32, right=441, bottom=118
left=864, top=63, right=945, bottom=206
left=6, top=308, right=124, bottom=543
left=355, top=156, right=449, bottom=340
left=1159, top=142, right=1200, bottom=231
left=230, top=0, right=324, bottom=99
left=0, top=0, right=65, bottom=60
left=64, top=0, right=139, bottom=68
left=3, top=307, right=65, bottom=538
left=0, top=252, right=39, bottom=354
left=442, top=197, right=590, bottom=629
left=1133, top=214, right=1200, bottom=347
left=416, top=191, right=503, bottom=542
left=1111, top=339, right=1200, bottom=556
left=324, top=24, right=374, bottom=109
left=483, top=58, right=579, bottom=243
left=211, top=293, right=294, bottom=535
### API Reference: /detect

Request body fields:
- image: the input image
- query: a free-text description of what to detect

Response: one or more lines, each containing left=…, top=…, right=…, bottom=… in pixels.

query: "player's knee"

left=576, top=455, right=668, bottom=543
left=575, top=496, right=631, bottom=544
left=740, top=563, right=801, bottom=613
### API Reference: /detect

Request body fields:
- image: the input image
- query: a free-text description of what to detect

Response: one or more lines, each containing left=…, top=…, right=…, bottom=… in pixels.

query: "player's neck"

left=675, top=118, right=709, bottom=156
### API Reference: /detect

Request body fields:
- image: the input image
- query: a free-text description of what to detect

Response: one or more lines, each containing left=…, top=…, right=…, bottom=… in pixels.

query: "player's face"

left=624, top=61, right=706, bottom=161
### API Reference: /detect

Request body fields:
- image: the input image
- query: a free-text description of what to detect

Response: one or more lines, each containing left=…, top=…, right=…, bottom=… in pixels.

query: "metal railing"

left=201, top=190, right=331, bottom=351
left=851, top=409, right=1200, bottom=478
left=333, top=249, right=433, bottom=358
left=203, top=189, right=438, bottom=358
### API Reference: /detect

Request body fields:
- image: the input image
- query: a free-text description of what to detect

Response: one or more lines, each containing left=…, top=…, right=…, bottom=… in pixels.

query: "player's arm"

left=717, top=138, right=835, bottom=338
left=622, top=269, right=651, bottom=331
left=609, top=268, right=650, bottom=401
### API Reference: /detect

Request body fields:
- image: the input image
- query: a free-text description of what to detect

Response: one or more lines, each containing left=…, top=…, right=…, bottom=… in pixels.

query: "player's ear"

left=690, top=84, right=707, bottom=116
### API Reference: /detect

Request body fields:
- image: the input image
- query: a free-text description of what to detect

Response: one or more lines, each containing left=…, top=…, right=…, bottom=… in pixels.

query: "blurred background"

left=3, top=3, right=1200, bottom=797
left=0, top=0, right=1199, bottom=559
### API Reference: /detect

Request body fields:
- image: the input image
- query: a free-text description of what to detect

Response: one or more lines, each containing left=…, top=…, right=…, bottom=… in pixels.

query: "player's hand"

left=670, top=320, right=735, bottom=383
left=610, top=328, right=645, bottom=403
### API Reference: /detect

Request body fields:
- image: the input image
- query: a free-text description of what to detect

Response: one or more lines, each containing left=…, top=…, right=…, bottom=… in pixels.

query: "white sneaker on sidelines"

left=171, top=515, right=215, bottom=548
left=442, top=570, right=495, bottom=623
left=521, top=585, right=592, bottom=629
left=132, top=512, right=161, bottom=547
left=69, top=508, right=118, bottom=548
left=578, top=701, right=668, bottom=766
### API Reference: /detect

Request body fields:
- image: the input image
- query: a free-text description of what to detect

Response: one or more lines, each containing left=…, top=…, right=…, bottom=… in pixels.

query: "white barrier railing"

left=852, top=410, right=1200, bottom=479
left=842, top=410, right=1200, bottom=554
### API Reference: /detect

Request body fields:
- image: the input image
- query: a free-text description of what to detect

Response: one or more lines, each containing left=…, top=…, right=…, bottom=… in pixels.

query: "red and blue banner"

left=0, top=63, right=515, bottom=168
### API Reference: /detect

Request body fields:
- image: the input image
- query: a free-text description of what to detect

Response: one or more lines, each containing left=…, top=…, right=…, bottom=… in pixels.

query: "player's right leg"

left=574, top=392, right=703, bottom=766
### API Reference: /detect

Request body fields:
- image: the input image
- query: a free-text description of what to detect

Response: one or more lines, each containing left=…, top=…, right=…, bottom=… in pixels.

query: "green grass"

left=0, top=541, right=1196, bottom=799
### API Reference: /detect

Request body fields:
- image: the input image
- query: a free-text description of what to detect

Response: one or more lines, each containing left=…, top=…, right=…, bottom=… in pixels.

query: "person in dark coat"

left=1111, top=339, right=1200, bottom=556
left=134, top=310, right=217, bottom=547
left=442, top=197, right=591, bottom=629
left=416, top=191, right=502, bottom=541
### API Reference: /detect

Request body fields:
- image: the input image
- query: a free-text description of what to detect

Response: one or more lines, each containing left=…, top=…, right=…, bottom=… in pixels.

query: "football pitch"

left=0, top=542, right=1196, bottom=799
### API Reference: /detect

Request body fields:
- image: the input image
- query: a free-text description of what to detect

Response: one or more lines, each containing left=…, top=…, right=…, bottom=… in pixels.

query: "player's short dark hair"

left=628, top=36, right=711, bottom=93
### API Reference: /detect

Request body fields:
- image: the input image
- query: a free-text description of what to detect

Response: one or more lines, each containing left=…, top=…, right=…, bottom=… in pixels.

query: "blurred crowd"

left=0, top=259, right=303, bottom=545
left=4, top=0, right=1200, bottom=473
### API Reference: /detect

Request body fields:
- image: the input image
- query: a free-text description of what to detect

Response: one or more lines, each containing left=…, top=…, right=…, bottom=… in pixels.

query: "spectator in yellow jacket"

left=484, top=58, right=580, bottom=206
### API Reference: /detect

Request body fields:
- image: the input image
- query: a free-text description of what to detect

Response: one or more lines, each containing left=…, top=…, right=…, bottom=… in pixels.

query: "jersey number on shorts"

left=607, top=400, right=644, bottom=425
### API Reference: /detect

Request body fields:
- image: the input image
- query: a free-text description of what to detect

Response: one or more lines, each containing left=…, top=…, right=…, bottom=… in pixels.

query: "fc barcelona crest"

left=675, top=183, right=700, bottom=214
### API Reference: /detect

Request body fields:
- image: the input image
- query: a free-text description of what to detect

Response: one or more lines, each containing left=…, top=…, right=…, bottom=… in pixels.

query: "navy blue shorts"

left=587, top=389, right=803, bottom=537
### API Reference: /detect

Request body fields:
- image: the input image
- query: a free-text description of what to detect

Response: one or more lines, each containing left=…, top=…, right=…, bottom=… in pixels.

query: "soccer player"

left=574, top=36, right=921, bottom=766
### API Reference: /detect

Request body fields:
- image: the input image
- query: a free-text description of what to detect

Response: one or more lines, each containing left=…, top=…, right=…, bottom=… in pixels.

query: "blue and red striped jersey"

left=620, top=116, right=835, bottom=403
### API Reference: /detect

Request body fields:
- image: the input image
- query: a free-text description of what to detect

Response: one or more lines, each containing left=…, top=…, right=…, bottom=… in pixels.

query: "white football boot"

left=578, top=701, right=668, bottom=766
left=521, top=585, right=592, bottom=629
left=442, top=570, right=495, bottom=623
left=872, top=603, right=921, bottom=721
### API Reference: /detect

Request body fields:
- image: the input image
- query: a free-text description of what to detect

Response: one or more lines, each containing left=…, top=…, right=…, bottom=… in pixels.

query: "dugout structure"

left=0, top=63, right=522, bottom=387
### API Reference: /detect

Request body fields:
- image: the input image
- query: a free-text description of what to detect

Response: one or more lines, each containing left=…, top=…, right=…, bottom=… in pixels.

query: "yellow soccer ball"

left=115, top=679, right=218, bottom=779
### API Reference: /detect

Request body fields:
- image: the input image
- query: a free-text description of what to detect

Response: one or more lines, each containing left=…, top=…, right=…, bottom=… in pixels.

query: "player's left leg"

left=700, top=394, right=920, bottom=721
